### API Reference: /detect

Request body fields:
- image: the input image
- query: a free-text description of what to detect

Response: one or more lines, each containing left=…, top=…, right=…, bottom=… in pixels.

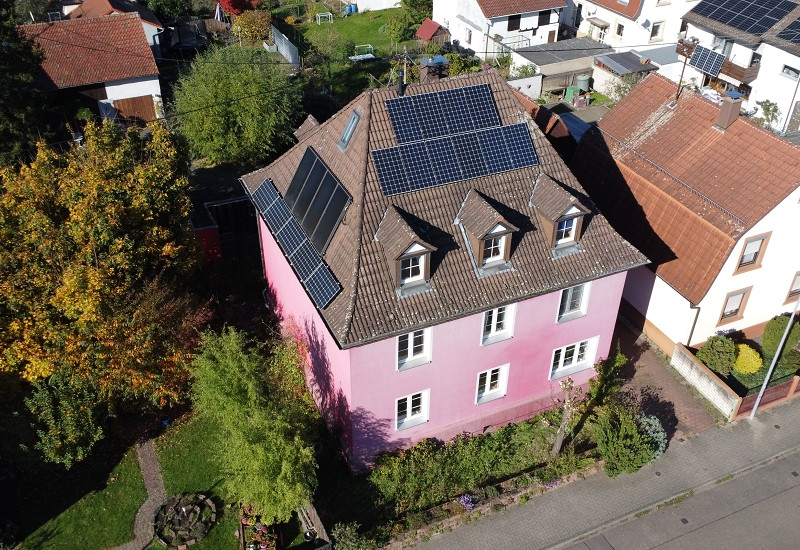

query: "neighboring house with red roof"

left=19, top=13, right=162, bottom=122
left=433, top=0, right=567, bottom=58
left=66, top=0, right=164, bottom=55
left=570, top=73, right=800, bottom=356
left=416, top=17, right=450, bottom=46
left=240, top=69, right=646, bottom=467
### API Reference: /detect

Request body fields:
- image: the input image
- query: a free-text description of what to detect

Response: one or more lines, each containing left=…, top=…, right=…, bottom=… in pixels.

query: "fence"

left=270, top=24, right=300, bottom=69
left=671, top=343, right=800, bottom=420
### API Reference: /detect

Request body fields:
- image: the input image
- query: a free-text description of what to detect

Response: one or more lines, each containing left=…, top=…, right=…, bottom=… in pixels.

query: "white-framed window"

left=476, top=364, right=510, bottom=404
left=735, top=233, right=769, bottom=272
left=783, top=65, right=800, bottom=80
left=558, top=283, right=588, bottom=322
left=650, top=21, right=664, bottom=41
left=482, top=235, right=506, bottom=265
left=400, top=255, right=424, bottom=284
left=615, top=22, right=624, bottom=38
left=396, top=390, right=429, bottom=429
left=789, top=272, right=800, bottom=298
left=556, top=218, right=576, bottom=244
left=397, top=328, right=431, bottom=370
left=550, top=337, right=598, bottom=379
left=481, top=304, right=516, bottom=345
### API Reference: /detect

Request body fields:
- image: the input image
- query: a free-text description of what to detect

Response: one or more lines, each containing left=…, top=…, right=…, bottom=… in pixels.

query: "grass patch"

left=155, top=413, right=223, bottom=496
left=20, top=449, right=146, bottom=550
left=659, top=490, right=694, bottom=508
left=716, top=474, right=734, bottom=484
left=300, top=8, right=411, bottom=57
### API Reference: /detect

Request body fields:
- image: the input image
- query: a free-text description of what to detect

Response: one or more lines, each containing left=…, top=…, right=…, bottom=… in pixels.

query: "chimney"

left=714, top=96, right=742, bottom=131
left=397, top=69, right=406, bottom=96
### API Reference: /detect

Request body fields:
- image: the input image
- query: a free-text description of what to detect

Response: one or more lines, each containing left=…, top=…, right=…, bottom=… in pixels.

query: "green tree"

left=756, top=99, right=781, bottom=129
left=0, top=120, right=206, bottom=466
left=400, top=0, right=431, bottom=22
left=0, top=0, right=55, bottom=165
left=190, top=328, right=319, bottom=522
left=146, top=0, right=189, bottom=23
left=171, top=45, right=298, bottom=165
left=592, top=402, right=661, bottom=477
left=232, top=9, right=272, bottom=44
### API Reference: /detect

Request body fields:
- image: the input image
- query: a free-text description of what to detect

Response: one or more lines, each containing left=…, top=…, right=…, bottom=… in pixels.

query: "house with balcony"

left=433, top=0, right=567, bottom=59
left=19, top=14, right=162, bottom=122
left=566, top=0, right=695, bottom=52
left=240, top=70, right=646, bottom=468
left=570, top=73, right=800, bottom=357
left=679, top=0, right=800, bottom=133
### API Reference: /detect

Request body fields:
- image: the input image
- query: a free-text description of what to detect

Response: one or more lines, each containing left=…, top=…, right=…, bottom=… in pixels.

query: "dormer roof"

left=377, top=206, right=437, bottom=261
left=241, top=71, right=646, bottom=349
left=530, top=173, right=590, bottom=221
left=456, top=189, right=519, bottom=238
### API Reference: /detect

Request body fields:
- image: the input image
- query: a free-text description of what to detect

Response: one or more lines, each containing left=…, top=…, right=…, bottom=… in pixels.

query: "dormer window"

left=376, top=206, right=437, bottom=296
left=482, top=234, right=506, bottom=265
left=556, top=217, right=576, bottom=244
left=455, top=189, right=519, bottom=276
left=529, top=174, right=590, bottom=256
left=400, top=247, right=426, bottom=284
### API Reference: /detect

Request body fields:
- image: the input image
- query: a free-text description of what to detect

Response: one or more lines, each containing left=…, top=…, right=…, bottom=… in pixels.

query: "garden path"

left=111, top=439, right=166, bottom=550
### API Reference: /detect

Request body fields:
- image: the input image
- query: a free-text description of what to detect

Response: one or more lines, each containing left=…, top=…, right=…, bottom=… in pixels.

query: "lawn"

left=19, top=449, right=146, bottom=550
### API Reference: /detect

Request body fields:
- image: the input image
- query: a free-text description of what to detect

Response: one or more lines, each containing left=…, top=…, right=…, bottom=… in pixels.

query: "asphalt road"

left=564, top=448, right=800, bottom=550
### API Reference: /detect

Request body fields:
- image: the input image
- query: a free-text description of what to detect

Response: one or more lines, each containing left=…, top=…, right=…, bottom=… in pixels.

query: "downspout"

left=781, top=69, right=800, bottom=133
left=687, top=304, right=701, bottom=347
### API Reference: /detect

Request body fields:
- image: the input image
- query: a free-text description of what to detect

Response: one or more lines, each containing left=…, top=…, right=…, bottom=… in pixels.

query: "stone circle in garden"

left=154, top=493, right=216, bottom=549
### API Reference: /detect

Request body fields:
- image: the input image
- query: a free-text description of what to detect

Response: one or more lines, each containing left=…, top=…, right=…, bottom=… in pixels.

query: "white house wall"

left=354, top=0, right=399, bottom=11
left=691, top=185, right=800, bottom=346
left=434, top=0, right=487, bottom=50
left=507, top=74, right=544, bottom=100
left=105, top=75, right=162, bottom=101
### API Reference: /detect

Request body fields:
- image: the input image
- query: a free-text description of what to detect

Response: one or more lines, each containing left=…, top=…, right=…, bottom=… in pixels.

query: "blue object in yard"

left=724, top=90, right=744, bottom=99
left=346, top=4, right=357, bottom=13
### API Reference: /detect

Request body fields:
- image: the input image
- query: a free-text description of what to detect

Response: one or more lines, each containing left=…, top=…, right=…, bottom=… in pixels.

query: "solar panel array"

left=284, top=147, right=351, bottom=254
left=690, top=0, right=797, bottom=36
left=374, top=84, right=539, bottom=197
left=250, top=179, right=341, bottom=309
left=777, top=17, right=800, bottom=43
left=689, top=45, right=726, bottom=77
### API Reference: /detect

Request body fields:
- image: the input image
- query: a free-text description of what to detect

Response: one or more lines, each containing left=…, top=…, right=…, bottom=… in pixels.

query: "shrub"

left=696, top=335, right=736, bottom=375
left=779, top=348, right=800, bottom=374
left=733, top=343, right=763, bottom=374
left=330, top=522, right=378, bottom=550
left=592, top=403, right=661, bottom=478
left=637, top=414, right=667, bottom=460
left=762, top=315, right=800, bottom=359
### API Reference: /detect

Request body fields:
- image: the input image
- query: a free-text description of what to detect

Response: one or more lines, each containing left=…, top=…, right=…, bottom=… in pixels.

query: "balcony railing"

left=676, top=42, right=760, bottom=83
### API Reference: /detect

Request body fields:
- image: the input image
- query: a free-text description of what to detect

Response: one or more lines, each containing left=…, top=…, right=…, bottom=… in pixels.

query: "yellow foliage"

left=734, top=343, right=763, bottom=374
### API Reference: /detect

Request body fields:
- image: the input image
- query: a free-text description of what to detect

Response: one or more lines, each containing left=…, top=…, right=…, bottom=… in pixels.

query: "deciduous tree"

left=219, top=0, right=256, bottom=16
left=171, top=45, right=299, bottom=165
left=190, top=328, right=319, bottom=522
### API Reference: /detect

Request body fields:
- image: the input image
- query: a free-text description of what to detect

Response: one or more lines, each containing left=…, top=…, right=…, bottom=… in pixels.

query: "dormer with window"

left=529, top=174, right=590, bottom=258
left=376, top=206, right=437, bottom=297
left=455, top=189, right=519, bottom=277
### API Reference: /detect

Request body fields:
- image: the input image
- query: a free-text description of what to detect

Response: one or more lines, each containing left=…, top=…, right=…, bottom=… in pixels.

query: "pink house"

left=240, top=71, right=646, bottom=468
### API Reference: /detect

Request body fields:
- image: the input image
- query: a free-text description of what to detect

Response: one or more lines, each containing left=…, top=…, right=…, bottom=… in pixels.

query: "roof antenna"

left=674, top=37, right=699, bottom=105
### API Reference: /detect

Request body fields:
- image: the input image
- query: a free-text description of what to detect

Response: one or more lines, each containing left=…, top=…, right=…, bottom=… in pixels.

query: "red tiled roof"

left=583, top=0, right=644, bottom=19
left=416, top=18, right=441, bottom=41
left=476, top=0, right=566, bottom=19
left=241, top=71, right=647, bottom=348
left=570, top=73, right=800, bottom=304
left=19, top=14, right=158, bottom=90
left=68, top=0, right=163, bottom=28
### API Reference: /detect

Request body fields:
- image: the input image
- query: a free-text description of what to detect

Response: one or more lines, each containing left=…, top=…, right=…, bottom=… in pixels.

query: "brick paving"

left=412, top=320, right=800, bottom=550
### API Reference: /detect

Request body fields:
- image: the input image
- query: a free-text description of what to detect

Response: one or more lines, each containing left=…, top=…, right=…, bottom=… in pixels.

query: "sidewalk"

left=413, top=384, right=800, bottom=550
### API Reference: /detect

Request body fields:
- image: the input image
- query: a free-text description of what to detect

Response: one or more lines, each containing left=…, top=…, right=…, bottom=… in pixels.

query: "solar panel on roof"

left=502, top=123, right=539, bottom=169
left=372, top=147, right=410, bottom=196
left=285, top=149, right=316, bottom=208
left=386, top=95, right=423, bottom=143
left=689, top=45, right=725, bottom=77
left=464, top=84, right=501, bottom=129
left=690, top=0, right=795, bottom=36
left=305, top=265, right=340, bottom=308
left=310, top=185, right=350, bottom=253
left=412, top=92, right=448, bottom=140
left=426, top=137, right=463, bottom=185
left=438, top=88, right=474, bottom=134
left=248, top=178, right=342, bottom=309
left=777, top=17, right=800, bottom=43
left=399, top=141, right=437, bottom=190
left=451, top=132, right=489, bottom=180
left=477, top=126, right=513, bottom=173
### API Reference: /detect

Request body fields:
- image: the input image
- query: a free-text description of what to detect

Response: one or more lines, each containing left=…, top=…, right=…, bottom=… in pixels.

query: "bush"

left=696, top=335, right=736, bottom=375
left=733, top=343, right=763, bottom=374
left=762, top=315, right=800, bottom=359
left=330, top=522, right=378, bottom=550
left=592, top=403, right=661, bottom=478
left=637, top=414, right=667, bottom=460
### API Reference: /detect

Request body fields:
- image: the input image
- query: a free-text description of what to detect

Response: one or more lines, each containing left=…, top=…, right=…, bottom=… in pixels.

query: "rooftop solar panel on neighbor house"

left=690, top=0, right=797, bottom=36
left=249, top=178, right=342, bottom=309
left=777, top=17, right=800, bottom=43
left=689, top=45, right=726, bottom=77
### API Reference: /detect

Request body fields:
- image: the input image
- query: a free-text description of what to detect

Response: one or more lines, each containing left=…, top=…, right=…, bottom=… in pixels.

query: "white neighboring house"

left=66, top=0, right=164, bottom=56
left=571, top=73, right=800, bottom=356
left=679, top=0, right=800, bottom=133
left=20, top=13, right=163, bottom=122
left=565, top=0, right=695, bottom=52
left=433, top=0, right=566, bottom=59
left=348, top=0, right=399, bottom=11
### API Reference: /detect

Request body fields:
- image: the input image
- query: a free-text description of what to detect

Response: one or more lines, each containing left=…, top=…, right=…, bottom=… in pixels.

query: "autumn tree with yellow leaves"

left=0, top=120, right=209, bottom=467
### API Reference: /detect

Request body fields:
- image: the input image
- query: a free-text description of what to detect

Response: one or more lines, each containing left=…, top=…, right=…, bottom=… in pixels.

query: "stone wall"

left=670, top=343, right=741, bottom=420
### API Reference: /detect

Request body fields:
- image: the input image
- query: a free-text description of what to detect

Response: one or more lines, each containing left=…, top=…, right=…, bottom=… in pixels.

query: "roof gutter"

left=687, top=304, right=701, bottom=347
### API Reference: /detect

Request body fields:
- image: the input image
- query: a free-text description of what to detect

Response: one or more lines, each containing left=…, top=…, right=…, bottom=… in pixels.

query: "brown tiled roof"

left=457, top=189, right=518, bottom=239
left=570, top=73, right=800, bottom=305
left=531, top=173, right=587, bottom=221
left=293, top=114, right=320, bottom=141
left=476, top=0, right=566, bottom=19
left=67, top=0, right=163, bottom=28
left=376, top=206, right=436, bottom=261
left=583, top=0, right=644, bottom=19
left=241, top=71, right=647, bottom=348
left=19, top=14, right=158, bottom=90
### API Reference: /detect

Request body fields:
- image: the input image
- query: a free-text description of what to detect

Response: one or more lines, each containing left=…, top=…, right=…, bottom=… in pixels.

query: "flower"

left=458, top=494, right=475, bottom=511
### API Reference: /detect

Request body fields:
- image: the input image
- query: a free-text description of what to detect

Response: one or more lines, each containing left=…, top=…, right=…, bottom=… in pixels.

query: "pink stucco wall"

left=258, top=216, right=628, bottom=467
